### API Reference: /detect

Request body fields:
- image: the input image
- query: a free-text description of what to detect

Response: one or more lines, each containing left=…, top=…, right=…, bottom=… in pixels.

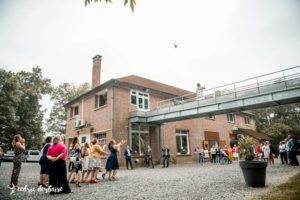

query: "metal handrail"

left=129, top=66, right=300, bottom=114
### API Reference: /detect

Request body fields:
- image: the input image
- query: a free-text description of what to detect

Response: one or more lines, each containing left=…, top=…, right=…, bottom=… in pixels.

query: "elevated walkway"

left=129, top=66, right=300, bottom=124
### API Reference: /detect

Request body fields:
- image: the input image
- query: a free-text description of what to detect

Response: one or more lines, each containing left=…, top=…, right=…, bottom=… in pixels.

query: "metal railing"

left=129, top=65, right=300, bottom=117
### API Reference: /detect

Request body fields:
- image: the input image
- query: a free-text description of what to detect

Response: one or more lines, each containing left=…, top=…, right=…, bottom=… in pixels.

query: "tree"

left=0, top=67, right=52, bottom=150
left=252, top=103, right=300, bottom=154
left=0, top=69, right=23, bottom=149
left=46, top=82, right=90, bottom=136
left=85, top=0, right=136, bottom=12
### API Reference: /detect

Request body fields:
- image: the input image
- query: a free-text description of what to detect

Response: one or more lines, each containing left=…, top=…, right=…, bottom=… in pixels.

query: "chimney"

left=92, top=55, right=102, bottom=89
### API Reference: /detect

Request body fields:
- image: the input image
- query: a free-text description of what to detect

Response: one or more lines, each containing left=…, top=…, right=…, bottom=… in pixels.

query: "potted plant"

left=238, top=136, right=267, bottom=187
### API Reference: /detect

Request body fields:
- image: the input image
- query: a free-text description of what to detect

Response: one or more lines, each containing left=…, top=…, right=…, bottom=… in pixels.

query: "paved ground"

left=0, top=158, right=299, bottom=200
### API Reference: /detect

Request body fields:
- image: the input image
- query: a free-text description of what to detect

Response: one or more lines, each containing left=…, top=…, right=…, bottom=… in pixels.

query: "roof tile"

left=117, top=75, right=192, bottom=96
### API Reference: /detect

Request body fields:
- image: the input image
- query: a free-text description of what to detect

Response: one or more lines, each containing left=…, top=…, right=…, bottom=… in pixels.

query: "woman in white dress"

left=263, top=142, right=270, bottom=164
left=204, top=148, right=209, bottom=162
left=81, top=142, right=91, bottom=183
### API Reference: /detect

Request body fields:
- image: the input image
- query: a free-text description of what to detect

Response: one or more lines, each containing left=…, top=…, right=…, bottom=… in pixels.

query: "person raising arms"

left=10, top=134, right=26, bottom=188
left=102, top=139, right=126, bottom=181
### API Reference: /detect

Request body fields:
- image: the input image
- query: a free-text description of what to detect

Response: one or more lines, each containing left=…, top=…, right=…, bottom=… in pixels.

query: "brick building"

left=65, top=55, right=269, bottom=167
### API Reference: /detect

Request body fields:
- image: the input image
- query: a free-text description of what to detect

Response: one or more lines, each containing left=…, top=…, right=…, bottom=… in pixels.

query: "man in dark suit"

left=147, top=145, right=154, bottom=168
left=124, top=145, right=133, bottom=170
left=162, top=145, right=170, bottom=168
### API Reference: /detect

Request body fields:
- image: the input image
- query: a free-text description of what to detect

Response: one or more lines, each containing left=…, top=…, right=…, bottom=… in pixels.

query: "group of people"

left=278, top=135, right=299, bottom=166
left=256, top=136, right=299, bottom=166
left=257, top=141, right=275, bottom=164
left=194, top=144, right=239, bottom=163
left=6, top=133, right=299, bottom=194
left=9, top=134, right=126, bottom=194
left=125, top=145, right=170, bottom=169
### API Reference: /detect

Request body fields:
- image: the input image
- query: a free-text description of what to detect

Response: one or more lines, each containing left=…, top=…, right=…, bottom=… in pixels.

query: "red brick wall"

left=66, top=84, right=257, bottom=166
left=65, top=87, right=112, bottom=148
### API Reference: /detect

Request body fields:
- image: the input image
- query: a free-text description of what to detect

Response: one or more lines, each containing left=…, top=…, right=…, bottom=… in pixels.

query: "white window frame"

left=244, top=115, right=250, bottom=125
left=95, top=133, right=106, bottom=148
left=130, top=90, right=137, bottom=105
left=71, top=104, right=79, bottom=118
left=96, top=89, right=107, bottom=108
left=130, top=90, right=150, bottom=111
left=227, top=113, right=235, bottom=123
left=132, top=125, right=149, bottom=155
left=176, top=130, right=190, bottom=155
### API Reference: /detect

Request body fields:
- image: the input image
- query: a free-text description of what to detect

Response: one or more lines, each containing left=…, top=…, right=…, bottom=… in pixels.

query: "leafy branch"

left=85, top=0, right=136, bottom=12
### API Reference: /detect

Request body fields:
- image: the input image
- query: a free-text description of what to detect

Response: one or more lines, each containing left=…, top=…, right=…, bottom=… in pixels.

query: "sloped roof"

left=238, top=128, right=271, bottom=140
left=117, top=75, right=192, bottom=96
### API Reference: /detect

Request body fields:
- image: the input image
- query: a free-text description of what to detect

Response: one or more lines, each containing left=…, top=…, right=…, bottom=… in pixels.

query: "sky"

left=0, top=0, right=300, bottom=125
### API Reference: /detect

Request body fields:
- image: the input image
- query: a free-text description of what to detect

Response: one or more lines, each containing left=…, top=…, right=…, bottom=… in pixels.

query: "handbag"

left=70, top=156, right=76, bottom=163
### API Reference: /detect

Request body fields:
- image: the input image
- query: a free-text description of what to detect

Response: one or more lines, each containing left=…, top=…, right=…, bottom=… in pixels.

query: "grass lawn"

left=252, top=173, right=300, bottom=200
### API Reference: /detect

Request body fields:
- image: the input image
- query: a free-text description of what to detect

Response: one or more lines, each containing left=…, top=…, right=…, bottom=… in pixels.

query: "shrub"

left=238, top=136, right=257, bottom=161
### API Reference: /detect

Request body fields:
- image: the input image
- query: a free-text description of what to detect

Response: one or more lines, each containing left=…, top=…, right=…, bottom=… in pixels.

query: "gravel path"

left=0, top=157, right=299, bottom=200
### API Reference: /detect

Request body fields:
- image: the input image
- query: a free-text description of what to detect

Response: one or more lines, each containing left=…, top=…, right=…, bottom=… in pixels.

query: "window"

left=30, top=151, right=39, bottom=155
left=81, top=136, right=86, bottom=144
left=95, top=133, right=106, bottom=148
left=71, top=105, right=79, bottom=117
left=131, top=91, right=137, bottom=105
left=95, top=89, right=107, bottom=108
left=227, top=113, right=234, bottom=123
left=244, top=115, right=250, bottom=125
left=176, top=130, right=190, bottom=154
left=130, top=90, right=149, bottom=111
left=207, top=114, right=215, bottom=119
left=131, top=124, right=149, bottom=155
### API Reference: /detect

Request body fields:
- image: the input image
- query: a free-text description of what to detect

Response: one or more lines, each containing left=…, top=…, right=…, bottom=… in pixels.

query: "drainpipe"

left=163, top=123, right=166, bottom=146
left=159, top=125, right=162, bottom=164
left=110, top=86, right=114, bottom=139
left=81, top=97, right=84, bottom=118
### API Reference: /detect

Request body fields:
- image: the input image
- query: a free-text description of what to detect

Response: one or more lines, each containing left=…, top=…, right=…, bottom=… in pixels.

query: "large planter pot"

left=239, top=161, right=267, bottom=187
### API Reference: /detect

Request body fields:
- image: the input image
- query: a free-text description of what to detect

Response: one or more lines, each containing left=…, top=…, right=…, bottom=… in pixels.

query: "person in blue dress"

left=39, top=136, right=52, bottom=188
left=102, top=139, right=126, bottom=181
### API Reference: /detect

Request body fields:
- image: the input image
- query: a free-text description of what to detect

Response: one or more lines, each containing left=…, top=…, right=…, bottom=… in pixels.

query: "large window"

left=130, top=90, right=149, bottom=111
left=95, top=89, right=107, bottom=108
left=95, top=133, right=106, bottom=148
left=176, top=130, right=190, bottom=154
left=70, top=105, right=79, bottom=118
left=131, top=124, right=149, bottom=155
left=244, top=115, right=250, bottom=125
left=227, top=113, right=235, bottom=123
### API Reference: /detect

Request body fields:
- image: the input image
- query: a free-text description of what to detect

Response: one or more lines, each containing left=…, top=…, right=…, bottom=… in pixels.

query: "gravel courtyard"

left=0, top=158, right=299, bottom=200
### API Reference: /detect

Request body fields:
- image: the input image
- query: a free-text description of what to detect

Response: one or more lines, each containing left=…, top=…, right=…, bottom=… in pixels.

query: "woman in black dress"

left=10, top=134, right=26, bottom=188
left=39, top=136, right=52, bottom=187
left=47, top=136, right=72, bottom=194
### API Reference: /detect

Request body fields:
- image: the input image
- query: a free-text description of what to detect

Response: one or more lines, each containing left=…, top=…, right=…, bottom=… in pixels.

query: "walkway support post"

left=256, top=77, right=260, bottom=94
left=129, top=122, right=132, bottom=149
left=283, top=71, right=288, bottom=89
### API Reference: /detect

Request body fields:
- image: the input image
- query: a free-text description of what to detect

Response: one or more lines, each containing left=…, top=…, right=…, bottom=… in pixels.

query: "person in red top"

left=232, top=144, right=239, bottom=161
left=256, top=145, right=261, bottom=159
left=47, top=136, right=72, bottom=194
left=224, top=145, right=229, bottom=155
